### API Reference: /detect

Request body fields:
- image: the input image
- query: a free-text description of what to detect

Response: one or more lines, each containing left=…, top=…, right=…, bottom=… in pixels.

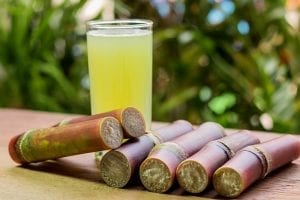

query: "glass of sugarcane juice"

left=86, top=20, right=153, bottom=130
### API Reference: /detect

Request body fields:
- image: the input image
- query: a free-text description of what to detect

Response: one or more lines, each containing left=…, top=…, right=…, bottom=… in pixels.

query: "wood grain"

left=0, top=109, right=300, bottom=200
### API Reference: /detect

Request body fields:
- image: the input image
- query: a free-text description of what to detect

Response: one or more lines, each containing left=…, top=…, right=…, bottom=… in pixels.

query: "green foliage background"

left=0, top=0, right=300, bottom=133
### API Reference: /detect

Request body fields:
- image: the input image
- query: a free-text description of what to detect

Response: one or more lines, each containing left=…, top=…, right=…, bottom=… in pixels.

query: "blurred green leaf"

left=208, top=93, right=236, bottom=115
left=1, top=0, right=300, bottom=134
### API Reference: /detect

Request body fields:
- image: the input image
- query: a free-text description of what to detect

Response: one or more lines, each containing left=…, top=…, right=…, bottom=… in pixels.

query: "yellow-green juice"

left=87, top=28, right=152, bottom=129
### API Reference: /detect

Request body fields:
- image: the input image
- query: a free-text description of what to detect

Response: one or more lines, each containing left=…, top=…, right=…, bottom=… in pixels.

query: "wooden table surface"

left=1, top=109, right=300, bottom=200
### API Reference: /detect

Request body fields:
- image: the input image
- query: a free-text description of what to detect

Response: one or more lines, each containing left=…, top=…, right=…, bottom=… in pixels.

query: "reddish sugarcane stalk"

left=176, top=130, right=260, bottom=193
left=213, top=135, right=300, bottom=198
left=9, top=117, right=123, bottom=164
left=139, top=122, right=225, bottom=193
left=54, top=107, right=146, bottom=138
left=99, top=120, right=193, bottom=188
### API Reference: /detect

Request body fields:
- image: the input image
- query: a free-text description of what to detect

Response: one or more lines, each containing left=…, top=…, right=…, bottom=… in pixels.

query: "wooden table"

left=1, top=109, right=300, bottom=200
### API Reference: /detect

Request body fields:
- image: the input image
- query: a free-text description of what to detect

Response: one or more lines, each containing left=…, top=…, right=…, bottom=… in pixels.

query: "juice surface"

left=87, top=29, right=152, bottom=129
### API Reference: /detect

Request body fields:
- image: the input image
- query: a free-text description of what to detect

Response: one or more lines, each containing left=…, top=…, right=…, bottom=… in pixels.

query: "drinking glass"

left=86, top=19, right=153, bottom=130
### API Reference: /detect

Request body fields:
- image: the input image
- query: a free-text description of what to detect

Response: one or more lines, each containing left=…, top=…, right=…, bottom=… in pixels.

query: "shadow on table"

left=15, top=154, right=299, bottom=199
left=19, top=153, right=102, bottom=183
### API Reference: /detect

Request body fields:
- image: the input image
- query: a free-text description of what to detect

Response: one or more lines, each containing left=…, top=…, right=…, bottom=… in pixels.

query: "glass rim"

left=87, top=19, right=153, bottom=29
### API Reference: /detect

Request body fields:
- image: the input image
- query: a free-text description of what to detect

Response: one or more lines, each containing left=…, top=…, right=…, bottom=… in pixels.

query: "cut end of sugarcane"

left=100, top=150, right=131, bottom=188
left=176, top=160, right=208, bottom=193
left=139, top=158, right=172, bottom=193
left=213, top=167, right=243, bottom=198
left=8, top=134, right=25, bottom=164
left=100, top=117, right=123, bottom=149
left=121, top=107, right=146, bottom=137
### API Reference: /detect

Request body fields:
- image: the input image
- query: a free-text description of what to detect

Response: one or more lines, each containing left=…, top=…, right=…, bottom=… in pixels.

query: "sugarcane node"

left=241, top=146, right=269, bottom=178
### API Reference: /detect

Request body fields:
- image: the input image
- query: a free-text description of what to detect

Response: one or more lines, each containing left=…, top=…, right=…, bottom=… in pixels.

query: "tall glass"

left=86, top=19, right=153, bottom=130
